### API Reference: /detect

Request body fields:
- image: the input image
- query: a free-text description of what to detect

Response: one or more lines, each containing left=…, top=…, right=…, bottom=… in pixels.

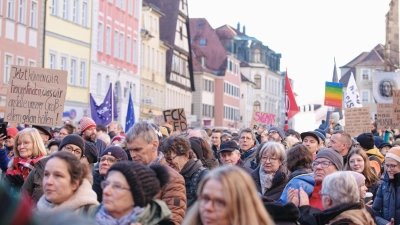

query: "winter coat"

left=251, top=165, right=288, bottom=201
left=155, top=158, right=187, bottom=225
left=314, top=202, right=375, bottom=225
left=279, top=168, right=315, bottom=203
left=37, top=178, right=99, bottom=215
left=92, top=170, right=105, bottom=202
left=180, top=159, right=208, bottom=208
left=21, top=157, right=50, bottom=204
left=261, top=196, right=300, bottom=225
left=241, top=146, right=257, bottom=170
left=203, top=158, right=219, bottom=170
left=0, top=147, right=10, bottom=174
left=236, top=159, right=253, bottom=174
left=372, top=172, right=400, bottom=225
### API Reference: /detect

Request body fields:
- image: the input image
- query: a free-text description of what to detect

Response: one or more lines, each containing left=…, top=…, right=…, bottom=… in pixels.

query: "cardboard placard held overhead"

left=250, top=111, right=276, bottom=130
left=5, top=66, right=68, bottom=127
left=163, top=108, right=187, bottom=131
left=377, top=103, right=399, bottom=129
left=392, top=90, right=400, bottom=124
left=153, top=115, right=165, bottom=126
left=344, top=107, right=370, bottom=137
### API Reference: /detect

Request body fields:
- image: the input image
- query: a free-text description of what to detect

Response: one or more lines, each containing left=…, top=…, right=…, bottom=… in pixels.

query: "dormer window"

left=200, top=39, right=207, bottom=46
left=201, top=57, right=205, bottom=66
left=254, top=49, right=261, bottom=62
left=362, top=69, right=370, bottom=81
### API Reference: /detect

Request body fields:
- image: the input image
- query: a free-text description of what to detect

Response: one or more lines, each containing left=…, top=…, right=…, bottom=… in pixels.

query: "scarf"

left=149, top=152, right=164, bottom=166
left=259, top=168, right=274, bottom=195
left=96, top=205, right=145, bottom=225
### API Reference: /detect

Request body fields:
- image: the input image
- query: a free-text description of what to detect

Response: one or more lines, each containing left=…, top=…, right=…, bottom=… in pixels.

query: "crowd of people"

left=0, top=114, right=399, bottom=225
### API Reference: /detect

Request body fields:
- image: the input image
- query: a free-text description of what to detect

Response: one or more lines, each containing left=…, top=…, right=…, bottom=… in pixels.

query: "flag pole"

left=284, top=68, right=289, bottom=131
left=111, top=83, right=114, bottom=125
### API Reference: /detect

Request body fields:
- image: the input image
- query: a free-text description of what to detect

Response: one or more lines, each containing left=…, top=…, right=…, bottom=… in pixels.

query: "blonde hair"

left=182, top=166, right=274, bottom=225
left=13, top=128, right=48, bottom=158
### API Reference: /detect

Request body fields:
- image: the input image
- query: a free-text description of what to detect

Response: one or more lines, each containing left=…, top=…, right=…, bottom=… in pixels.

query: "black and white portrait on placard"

left=373, top=72, right=400, bottom=103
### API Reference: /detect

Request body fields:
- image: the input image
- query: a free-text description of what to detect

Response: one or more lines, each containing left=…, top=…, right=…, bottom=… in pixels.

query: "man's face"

left=211, top=132, right=221, bottom=147
left=303, top=136, right=319, bottom=154
left=83, top=127, right=96, bottom=142
left=239, top=132, right=254, bottom=151
left=219, top=150, right=240, bottom=166
left=371, top=123, right=376, bottom=131
left=268, top=130, right=281, bottom=142
left=313, top=157, right=338, bottom=184
left=37, top=130, right=50, bottom=143
left=126, top=137, right=158, bottom=165
left=382, top=81, right=391, bottom=97
left=328, top=133, right=345, bottom=155
left=5, top=137, right=14, bottom=148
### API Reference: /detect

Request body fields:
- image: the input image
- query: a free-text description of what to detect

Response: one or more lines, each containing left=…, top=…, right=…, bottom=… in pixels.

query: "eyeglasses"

left=101, top=180, right=130, bottom=191
left=268, top=131, right=278, bottom=135
left=64, top=145, right=82, bottom=156
left=318, top=191, right=328, bottom=198
left=312, top=161, right=333, bottom=168
left=166, top=155, right=179, bottom=163
left=384, top=164, right=398, bottom=170
left=17, top=141, right=32, bottom=147
left=199, top=194, right=226, bottom=210
left=100, top=156, right=118, bottom=164
left=261, top=157, right=277, bottom=162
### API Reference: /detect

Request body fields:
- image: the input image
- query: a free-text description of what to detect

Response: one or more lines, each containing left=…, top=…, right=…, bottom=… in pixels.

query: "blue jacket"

left=0, top=147, right=10, bottom=173
left=279, top=169, right=315, bottom=204
left=372, top=172, right=400, bottom=225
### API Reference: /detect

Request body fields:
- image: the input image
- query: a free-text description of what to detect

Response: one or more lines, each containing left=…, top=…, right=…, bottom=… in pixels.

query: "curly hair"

left=286, top=144, right=313, bottom=172
left=158, top=135, right=191, bottom=158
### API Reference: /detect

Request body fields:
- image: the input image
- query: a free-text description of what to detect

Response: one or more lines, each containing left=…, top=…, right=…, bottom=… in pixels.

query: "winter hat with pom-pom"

left=107, top=161, right=170, bottom=207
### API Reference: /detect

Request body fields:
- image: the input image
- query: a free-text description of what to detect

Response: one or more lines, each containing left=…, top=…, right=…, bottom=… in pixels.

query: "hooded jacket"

left=279, top=168, right=314, bottom=204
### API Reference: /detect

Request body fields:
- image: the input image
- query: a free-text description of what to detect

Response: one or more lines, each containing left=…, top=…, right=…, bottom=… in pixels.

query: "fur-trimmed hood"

left=37, top=178, right=99, bottom=213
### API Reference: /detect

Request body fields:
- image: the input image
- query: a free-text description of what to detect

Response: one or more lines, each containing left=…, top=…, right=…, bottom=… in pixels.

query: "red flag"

left=284, top=69, right=299, bottom=130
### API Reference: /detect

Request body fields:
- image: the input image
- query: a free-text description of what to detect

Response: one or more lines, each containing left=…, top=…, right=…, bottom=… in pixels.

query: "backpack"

left=368, top=155, right=382, bottom=177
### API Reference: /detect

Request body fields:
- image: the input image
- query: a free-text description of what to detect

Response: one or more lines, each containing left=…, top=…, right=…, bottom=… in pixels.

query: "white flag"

left=345, top=73, right=362, bottom=108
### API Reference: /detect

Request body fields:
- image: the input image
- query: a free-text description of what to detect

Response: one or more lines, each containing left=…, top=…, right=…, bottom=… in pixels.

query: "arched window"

left=254, top=49, right=260, bottom=62
left=254, top=75, right=261, bottom=89
left=253, top=101, right=261, bottom=112
left=97, top=73, right=102, bottom=94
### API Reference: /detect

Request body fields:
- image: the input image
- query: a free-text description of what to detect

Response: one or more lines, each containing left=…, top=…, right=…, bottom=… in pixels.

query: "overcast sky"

left=188, top=0, right=391, bottom=105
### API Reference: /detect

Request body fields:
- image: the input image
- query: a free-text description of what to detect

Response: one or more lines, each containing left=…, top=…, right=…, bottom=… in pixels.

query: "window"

left=116, top=0, right=120, bottom=7
left=141, top=43, right=144, bottom=66
left=0, top=0, right=2, bottom=16
left=105, top=75, right=110, bottom=86
left=6, top=0, right=14, bottom=19
left=62, top=0, right=69, bottom=20
left=254, top=49, right=261, bottom=62
left=70, top=59, right=77, bottom=85
left=147, top=46, right=150, bottom=68
left=254, top=75, right=261, bottom=89
left=121, top=0, right=125, bottom=10
left=97, top=74, right=102, bottom=94
left=72, top=0, right=78, bottom=23
left=98, top=23, right=103, bottom=52
left=51, top=0, right=58, bottom=15
left=199, top=39, right=206, bottom=46
left=133, top=39, right=138, bottom=65
left=114, top=30, right=119, bottom=58
left=60, top=57, right=67, bottom=70
left=128, top=0, right=132, bottom=14
left=18, top=0, right=26, bottom=23
left=28, top=60, right=36, bottom=67
left=361, top=90, right=370, bottom=103
left=49, top=53, right=57, bottom=69
left=152, top=48, right=154, bottom=70
left=81, top=2, right=87, bottom=26
left=106, top=26, right=111, bottom=54
left=17, top=57, right=24, bottom=66
left=30, top=1, right=37, bottom=28
left=4, top=55, right=12, bottom=84
left=80, top=61, right=86, bottom=87
left=119, top=33, right=124, bottom=60
left=126, top=36, right=131, bottom=63
left=253, top=101, right=261, bottom=112
left=156, top=50, right=159, bottom=72
left=362, top=69, right=370, bottom=81
left=134, top=0, right=139, bottom=18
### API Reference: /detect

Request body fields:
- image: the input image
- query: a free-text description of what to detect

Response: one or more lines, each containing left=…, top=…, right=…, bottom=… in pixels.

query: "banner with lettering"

left=250, top=110, right=276, bottom=130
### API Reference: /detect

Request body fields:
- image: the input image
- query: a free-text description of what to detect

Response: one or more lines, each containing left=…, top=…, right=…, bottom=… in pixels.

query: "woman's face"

left=17, top=135, right=34, bottom=159
left=349, top=154, right=365, bottom=173
left=261, top=151, right=281, bottom=174
left=380, top=146, right=391, bottom=156
left=199, top=179, right=229, bottom=225
left=260, top=133, right=269, bottom=143
left=359, top=183, right=368, bottom=199
left=102, top=171, right=134, bottom=219
left=58, top=128, right=69, bottom=140
left=166, top=152, right=189, bottom=172
left=49, top=145, right=59, bottom=155
left=385, top=158, right=400, bottom=179
left=43, top=157, right=78, bottom=204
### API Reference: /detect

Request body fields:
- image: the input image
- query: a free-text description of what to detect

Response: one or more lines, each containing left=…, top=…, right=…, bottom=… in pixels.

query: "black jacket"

left=251, top=165, right=288, bottom=201
left=180, top=159, right=208, bottom=208
left=92, top=170, right=105, bottom=202
left=261, top=196, right=299, bottom=225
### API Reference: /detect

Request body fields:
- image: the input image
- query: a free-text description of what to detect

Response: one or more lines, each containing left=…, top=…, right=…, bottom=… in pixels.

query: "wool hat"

left=107, top=161, right=170, bottom=207
left=347, top=171, right=366, bottom=187
left=59, top=134, right=85, bottom=157
left=269, top=126, right=286, bottom=139
left=315, top=148, right=344, bottom=170
left=386, top=147, right=400, bottom=163
left=300, top=131, right=320, bottom=144
left=111, top=136, right=124, bottom=144
left=313, top=130, right=326, bottom=143
left=356, top=133, right=375, bottom=150
left=189, top=137, right=203, bottom=159
left=374, top=136, right=384, bottom=149
left=218, top=140, right=240, bottom=154
left=32, top=126, right=53, bottom=139
left=6, top=127, right=18, bottom=138
left=79, top=117, right=96, bottom=133
left=84, top=142, right=98, bottom=164
left=379, top=142, right=392, bottom=149
left=100, top=146, right=128, bottom=161
left=393, top=139, right=400, bottom=147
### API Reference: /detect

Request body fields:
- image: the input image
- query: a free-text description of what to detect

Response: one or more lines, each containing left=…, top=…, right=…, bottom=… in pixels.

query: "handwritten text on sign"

left=344, top=107, right=370, bottom=137
left=5, top=66, right=68, bottom=126
left=250, top=111, right=276, bottom=130
left=392, top=90, right=400, bottom=124
left=377, top=103, right=399, bottom=129
left=163, top=108, right=187, bottom=131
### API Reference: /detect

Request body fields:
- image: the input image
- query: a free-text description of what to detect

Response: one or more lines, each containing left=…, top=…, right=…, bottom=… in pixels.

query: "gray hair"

left=321, top=171, right=360, bottom=207
left=98, top=133, right=111, bottom=145
left=115, top=122, right=124, bottom=132
left=125, top=121, right=159, bottom=144
left=239, top=127, right=256, bottom=141
left=258, top=141, right=286, bottom=162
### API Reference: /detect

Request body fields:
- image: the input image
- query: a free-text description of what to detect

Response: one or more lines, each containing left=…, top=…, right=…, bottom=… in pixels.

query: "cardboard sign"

left=377, top=103, right=399, bottom=129
left=250, top=111, right=276, bottom=130
left=153, top=115, right=165, bottom=126
left=5, top=66, right=67, bottom=126
left=163, top=108, right=187, bottom=131
left=344, top=107, right=370, bottom=137
left=392, top=90, right=400, bottom=124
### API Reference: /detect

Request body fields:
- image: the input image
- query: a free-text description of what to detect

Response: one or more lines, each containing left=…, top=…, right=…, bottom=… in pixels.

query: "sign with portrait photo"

left=373, top=72, right=400, bottom=103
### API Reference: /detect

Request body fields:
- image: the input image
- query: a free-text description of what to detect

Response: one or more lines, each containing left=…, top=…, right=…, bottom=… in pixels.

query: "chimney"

left=243, top=25, right=246, bottom=34
left=237, top=22, right=240, bottom=31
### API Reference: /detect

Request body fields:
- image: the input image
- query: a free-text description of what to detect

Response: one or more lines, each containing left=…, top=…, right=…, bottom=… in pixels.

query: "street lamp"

left=148, top=109, right=153, bottom=119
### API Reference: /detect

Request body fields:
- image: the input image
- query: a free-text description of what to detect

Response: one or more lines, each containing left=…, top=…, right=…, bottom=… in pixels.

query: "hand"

left=287, top=188, right=299, bottom=207
left=366, top=200, right=373, bottom=207
left=0, top=134, right=6, bottom=149
left=7, top=151, right=14, bottom=158
left=5, top=174, right=24, bottom=188
left=299, top=187, right=309, bottom=207
left=386, top=218, right=394, bottom=225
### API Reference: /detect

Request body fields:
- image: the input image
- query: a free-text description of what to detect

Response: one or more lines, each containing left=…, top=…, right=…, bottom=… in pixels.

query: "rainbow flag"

left=324, top=82, right=343, bottom=108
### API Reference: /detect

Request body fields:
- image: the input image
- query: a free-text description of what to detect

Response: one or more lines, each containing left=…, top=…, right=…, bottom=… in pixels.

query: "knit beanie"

left=84, top=142, right=98, bottom=164
left=107, top=161, right=170, bottom=207
left=59, top=134, right=85, bottom=157
left=6, top=127, right=19, bottom=138
left=100, top=146, right=128, bottom=161
left=347, top=171, right=366, bottom=187
left=315, top=148, right=344, bottom=170
left=386, top=147, right=400, bottom=163
left=374, top=136, right=384, bottom=149
left=79, top=117, right=96, bottom=133
left=189, top=137, right=203, bottom=159
left=356, top=133, right=375, bottom=150
left=269, top=126, right=286, bottom=139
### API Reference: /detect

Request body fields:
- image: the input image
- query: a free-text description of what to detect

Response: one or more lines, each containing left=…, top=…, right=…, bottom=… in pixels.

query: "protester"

left=314, top=129, right=326, bottom=148
left=238, top=128, right=257, bottom=169
left=21, top=134, right=85, bottom=204
left=109, top=121, right=125, bottom=137
left=285, top=129, right=301, bottom=141
left=47, top=139, right=61, bottom=155
left=125, top=122, right=187, bottom=225
left=98, top=133, right=111, bottom=146
left=357, top=132, right=385, bottom=176
left=218, top=140, right=252, bottom=173
left=251, top=141, right=288, bottom=201
left=32, top=126, right=53, bottom=146
left=96, top=125, right=108, bottom=137
left=268, top=126, right=286, bottom=144
left=324, top=112, right=342, bottom=135
left=189, top=137, right=219, bottom=170
left=345, top=149, right=380, bottom=199
left=80, top=117, right=107, bottom=157
left=279, top=144, right=314, bottom=203
left=5, top=128, right=48, bottom=191
left=379, top=142, right=392, bottom=156
left=95, top=161, right=173, bottom=225
left=110, top=136, right=123, bottom=146
left=327, top=130, right=352, bottom=167
left=182, top=166, right=274, bottom=225
left=256, top=125, right=268, bottom=144
left=301, top=131, right=320, bottom=155
left=59, top=123, right=76, bottom=140
left=211, top=130, right=222, bottom=154
left=5, top=126, right=19, bottom=155
left=159, top=135, right=208, bottom=208
left=371, top=122, right=379, bottom=136
left=373, top=147, right=400, bottom=225
left=0, top=127, right=19, bottom=174
left=92, top=146, right=129, bottom=202
left=220, top=133, right=232, bottom=143
left=285, top=136, right=300, bottom=149
left=259, top=129, right=269, bottom=143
